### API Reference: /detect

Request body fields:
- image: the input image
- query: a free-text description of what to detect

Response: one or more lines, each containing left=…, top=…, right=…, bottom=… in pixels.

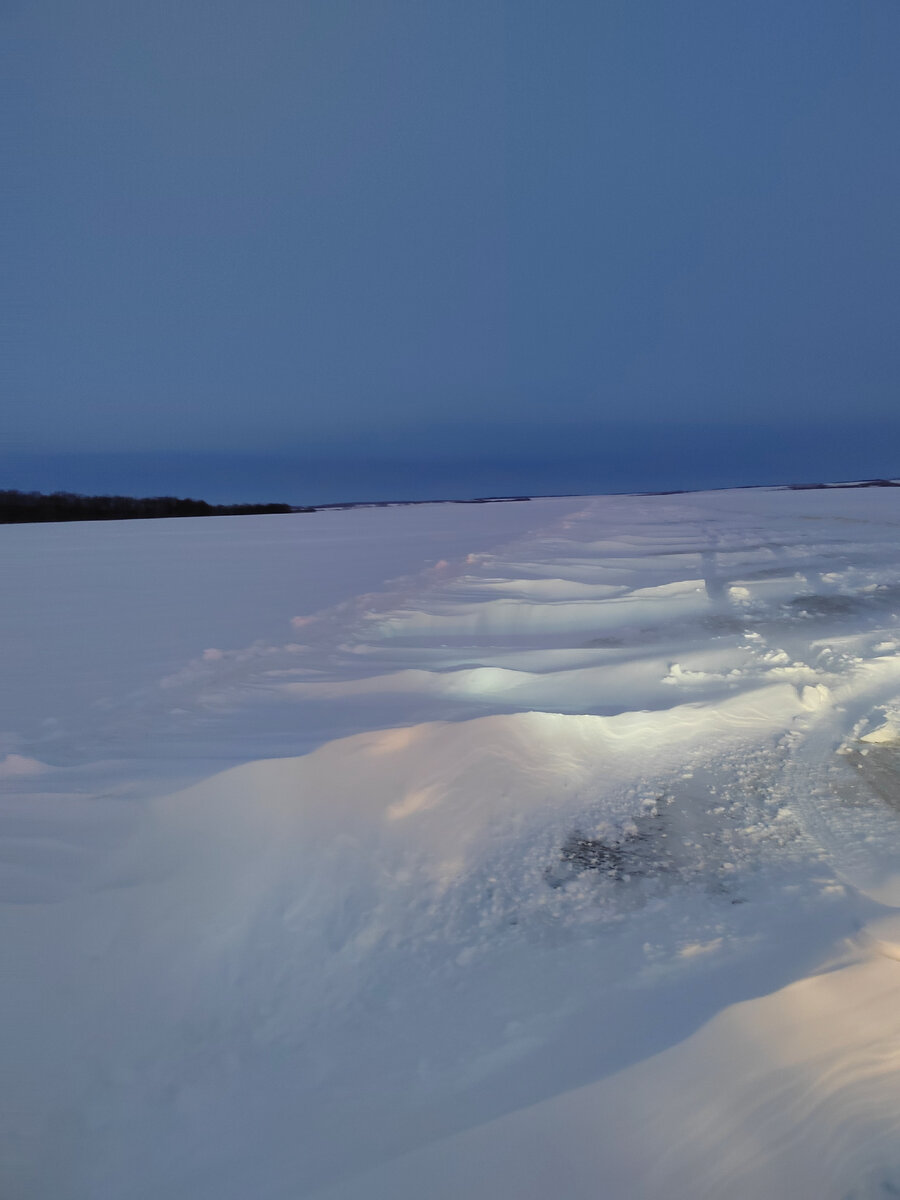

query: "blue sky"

left=4, top=1, right=900, bottom=496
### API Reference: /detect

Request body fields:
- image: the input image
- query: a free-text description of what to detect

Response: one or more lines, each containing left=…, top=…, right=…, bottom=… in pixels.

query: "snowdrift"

left=3, top=487, right=900, bottom=1198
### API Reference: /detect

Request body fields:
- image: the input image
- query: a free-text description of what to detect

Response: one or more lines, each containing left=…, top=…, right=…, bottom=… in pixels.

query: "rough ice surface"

left=3, top=487, right=900, bottom=1198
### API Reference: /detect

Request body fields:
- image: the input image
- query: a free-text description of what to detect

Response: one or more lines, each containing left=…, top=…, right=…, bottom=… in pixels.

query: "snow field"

left=3, top=486, right=900, bottom=1197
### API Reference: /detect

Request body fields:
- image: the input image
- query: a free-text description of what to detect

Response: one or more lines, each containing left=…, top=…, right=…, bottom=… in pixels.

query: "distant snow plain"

left=3, top=486, right=900, bottom=1199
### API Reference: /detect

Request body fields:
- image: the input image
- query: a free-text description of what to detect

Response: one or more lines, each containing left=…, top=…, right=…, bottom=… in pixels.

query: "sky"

left=4, top=1, right=900, bottom=501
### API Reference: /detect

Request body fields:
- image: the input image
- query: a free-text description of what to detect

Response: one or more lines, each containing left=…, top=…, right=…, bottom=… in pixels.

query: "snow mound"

left=315, top=950, right=900, bottom=1200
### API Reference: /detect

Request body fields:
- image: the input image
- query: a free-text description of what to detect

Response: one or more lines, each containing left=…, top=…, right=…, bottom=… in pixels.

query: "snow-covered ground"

left=3, top=487, right=900, bottom=1199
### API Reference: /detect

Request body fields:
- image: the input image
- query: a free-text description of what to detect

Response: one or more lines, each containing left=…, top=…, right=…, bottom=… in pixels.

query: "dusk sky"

left=5, top=1, right=900, bottom=500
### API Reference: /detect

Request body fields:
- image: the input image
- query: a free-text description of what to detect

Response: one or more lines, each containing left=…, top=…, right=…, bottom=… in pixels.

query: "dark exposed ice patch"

left=546, top=810, right=673, bottom=889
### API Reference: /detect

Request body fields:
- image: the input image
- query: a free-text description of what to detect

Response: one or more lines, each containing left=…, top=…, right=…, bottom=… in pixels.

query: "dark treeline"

left=0, top=490, right=309, bottom=524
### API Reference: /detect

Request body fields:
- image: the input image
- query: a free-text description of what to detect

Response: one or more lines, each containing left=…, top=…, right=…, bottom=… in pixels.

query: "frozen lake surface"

left=3, top=487, right=900, bottom=1198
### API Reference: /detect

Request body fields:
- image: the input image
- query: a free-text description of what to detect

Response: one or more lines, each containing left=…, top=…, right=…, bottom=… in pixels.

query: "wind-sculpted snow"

left=314, top=935, right=900, bottom=1200
left=3, top=487, right=900, bottom=1198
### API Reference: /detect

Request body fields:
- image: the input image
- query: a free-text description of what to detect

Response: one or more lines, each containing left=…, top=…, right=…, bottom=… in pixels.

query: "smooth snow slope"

left=3, top=488, right=900, bottom=1198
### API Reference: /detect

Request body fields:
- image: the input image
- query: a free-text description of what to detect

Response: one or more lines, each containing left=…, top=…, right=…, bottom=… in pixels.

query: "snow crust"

left=3, top=488, right=900, bottom=1197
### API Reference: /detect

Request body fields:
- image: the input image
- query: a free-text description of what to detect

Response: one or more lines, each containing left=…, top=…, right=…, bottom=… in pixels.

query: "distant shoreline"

left=1, top=478, right=898, bottom=525
left=0, top=490, right=305, bottom=525
left=310, top=476, right=900, bottom=511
